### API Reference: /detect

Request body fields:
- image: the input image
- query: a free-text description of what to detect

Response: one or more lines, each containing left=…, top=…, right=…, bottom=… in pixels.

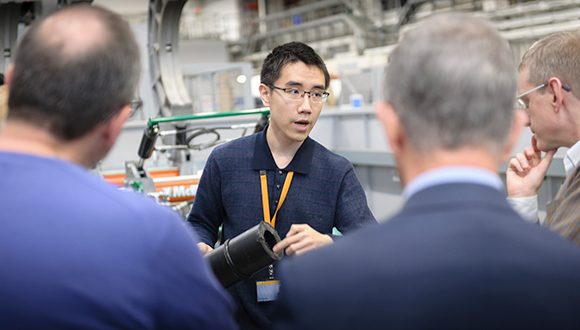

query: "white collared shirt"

left=403, top=166, right=504, bottom=201
left=564, top=139, right=580, bottom=176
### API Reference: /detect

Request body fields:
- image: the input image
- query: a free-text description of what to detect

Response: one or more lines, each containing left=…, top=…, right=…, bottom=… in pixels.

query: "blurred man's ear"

left=375, top=101, right=405, bottom=156
left=259, top=84, right=271, bottom=107
left=81, top=105, right=132, bottom=168
left=102, top=105, right=131, bottom=151
left=5, top=64, right=13, bottom=88
left=501, top=109, right=526, bottom=163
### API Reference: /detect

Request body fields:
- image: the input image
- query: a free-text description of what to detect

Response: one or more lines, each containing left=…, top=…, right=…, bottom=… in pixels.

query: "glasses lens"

left=309, top=91, right=325, bottom=103
left=284, top=88, right=303, bottom=101
left=131, top=98, right=143, bottom=111
left=517, top=98, right=527, bottom=111
left=279, top=87, right=328, bottom=104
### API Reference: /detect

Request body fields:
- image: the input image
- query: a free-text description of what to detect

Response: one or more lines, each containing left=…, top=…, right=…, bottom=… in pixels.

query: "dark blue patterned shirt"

left=187, top=125, right=377, bottom=330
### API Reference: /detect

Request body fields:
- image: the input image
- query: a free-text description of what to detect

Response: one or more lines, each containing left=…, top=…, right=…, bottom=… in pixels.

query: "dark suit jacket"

left=272, top=183, right=580, bottom=330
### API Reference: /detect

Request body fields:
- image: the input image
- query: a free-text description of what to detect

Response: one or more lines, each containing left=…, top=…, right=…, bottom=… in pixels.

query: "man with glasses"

left=187, top=41, right=376, bottom=329
left=0, top=6, right=236, bottom=329
left=507, top=31, right=580, bottom=246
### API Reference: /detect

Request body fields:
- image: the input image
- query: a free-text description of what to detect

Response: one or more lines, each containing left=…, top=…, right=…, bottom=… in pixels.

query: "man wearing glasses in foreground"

left=507, top=31, right=580, bottom=246
left=187, top=41, right=376, bottom=329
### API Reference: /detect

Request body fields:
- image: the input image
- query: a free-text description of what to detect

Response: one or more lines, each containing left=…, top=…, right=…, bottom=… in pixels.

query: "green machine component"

left=135, top=107, right=270, bottom=171
left=123, top=107, right=269, bottom=210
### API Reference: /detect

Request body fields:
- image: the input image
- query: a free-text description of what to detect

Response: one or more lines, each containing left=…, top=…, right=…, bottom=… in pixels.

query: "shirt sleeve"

left=153, top=211, right=237, bottom=330
left=187, top=152, right=224, bottom=247
left=334, top=164, right=378, bottom=234
left=506, top=195, right=541, bottom=224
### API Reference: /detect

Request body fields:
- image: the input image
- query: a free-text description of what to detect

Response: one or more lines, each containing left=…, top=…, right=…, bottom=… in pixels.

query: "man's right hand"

left=506, top=136, right=557, bottom=198
left=197, top=242, right=213, bottom=255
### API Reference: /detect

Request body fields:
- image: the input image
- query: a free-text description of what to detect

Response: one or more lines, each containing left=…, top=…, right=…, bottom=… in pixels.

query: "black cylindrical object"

left=205, top=221, right=283, bottom=288
left=254, top=114, right=269, bottom=134
left=175, top=124, right=187, bottom=145
left=137, top=126, right=159, bottom=160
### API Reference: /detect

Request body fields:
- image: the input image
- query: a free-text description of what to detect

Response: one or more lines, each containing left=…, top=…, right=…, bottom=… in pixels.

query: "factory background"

left=1, top=0, right=577, bottom=221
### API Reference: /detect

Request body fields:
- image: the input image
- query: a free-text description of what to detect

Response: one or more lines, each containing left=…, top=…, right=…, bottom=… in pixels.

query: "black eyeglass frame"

left=102, top=97, right=143, bottom=123
left=267, top=84, right=330, bottom=104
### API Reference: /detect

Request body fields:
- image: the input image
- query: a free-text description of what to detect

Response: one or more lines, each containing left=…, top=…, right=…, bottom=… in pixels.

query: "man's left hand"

left=273, top=224, right=334, bottom=256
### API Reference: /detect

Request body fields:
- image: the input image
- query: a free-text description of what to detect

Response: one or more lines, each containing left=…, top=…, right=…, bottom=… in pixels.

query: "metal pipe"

left=146, top=107, right=270, bottom=129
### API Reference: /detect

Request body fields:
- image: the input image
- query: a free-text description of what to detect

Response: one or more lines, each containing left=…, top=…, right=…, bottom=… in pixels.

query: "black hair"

left=260, top=41, right=330, bottom=90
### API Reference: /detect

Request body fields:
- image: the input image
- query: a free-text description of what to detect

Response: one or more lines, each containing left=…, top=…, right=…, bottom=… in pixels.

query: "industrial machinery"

left=102, top=108, right=270, bottom=216
left=148, top=0, right=192, bottom=117
left=0, top=1, right=93, bottom=74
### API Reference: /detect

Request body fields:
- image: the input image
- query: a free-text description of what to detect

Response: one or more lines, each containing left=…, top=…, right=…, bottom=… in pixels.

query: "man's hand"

left=197, top=242, right=213, bottom=255
left=506, top=136, right=557, bottom=198
left=273, top=224, right=334, bottom=256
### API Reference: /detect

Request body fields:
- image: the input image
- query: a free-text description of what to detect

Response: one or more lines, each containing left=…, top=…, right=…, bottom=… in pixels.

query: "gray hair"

left=383, top=14, right=517, bottom=153
left=520, top=31, right=580, bottom=100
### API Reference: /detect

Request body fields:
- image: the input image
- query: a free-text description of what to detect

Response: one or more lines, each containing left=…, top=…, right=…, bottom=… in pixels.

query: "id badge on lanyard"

left=256, top=169, right=293, bottom=302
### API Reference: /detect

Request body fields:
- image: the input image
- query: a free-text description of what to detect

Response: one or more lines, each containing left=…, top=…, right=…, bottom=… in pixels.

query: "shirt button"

left=276, top=185, right=281, bottom=190
left=278, top=170, right=283, bottom=175
left=275, top=200, right=279, bottom=205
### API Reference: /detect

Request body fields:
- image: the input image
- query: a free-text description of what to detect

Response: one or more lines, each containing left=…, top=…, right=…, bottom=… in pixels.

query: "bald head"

left=40, top=7, right=108, bottom=58
left=8, top=5, right=140, bottom=141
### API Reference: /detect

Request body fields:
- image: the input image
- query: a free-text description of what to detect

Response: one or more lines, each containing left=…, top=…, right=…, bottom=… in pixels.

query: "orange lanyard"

left=260, top=170, right=294, bottom=228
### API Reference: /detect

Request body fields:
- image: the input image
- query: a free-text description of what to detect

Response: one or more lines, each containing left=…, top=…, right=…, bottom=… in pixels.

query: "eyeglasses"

left=268, top=84, right=329, bottom=104
left=103, top=97, right=143, bottom=122
left=516, top=83, right=571, bottom=111
left=129, top=97, right=143, bottom=117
